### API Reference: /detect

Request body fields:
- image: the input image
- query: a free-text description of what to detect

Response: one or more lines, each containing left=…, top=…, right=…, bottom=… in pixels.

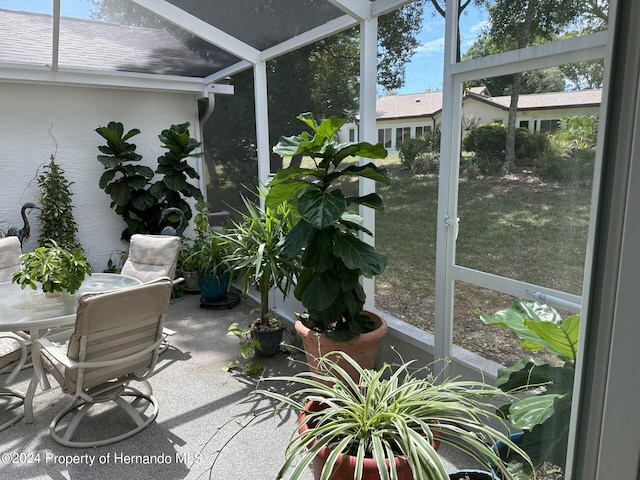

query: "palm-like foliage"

left=222, top=194, right=299, bottom=325
left=257, top=353, right=531, bottom=480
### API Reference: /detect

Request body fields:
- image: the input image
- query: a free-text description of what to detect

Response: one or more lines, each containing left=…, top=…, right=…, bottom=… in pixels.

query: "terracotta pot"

left=295, top=311, right=388, bottom=381
left=300, top=400, right=412, bottom=480
left=299, top=400, right=438, bottom=480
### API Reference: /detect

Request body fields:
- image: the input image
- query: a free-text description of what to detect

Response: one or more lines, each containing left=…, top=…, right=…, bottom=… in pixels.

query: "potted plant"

left=478, top=299, right=579, bottom=478
left=265, top=112, right=390, bottom=375
left=222, top=193, right=299, bottom=357
left=12, top=240, right=92, bottom=296
left=190, top=231, right=232, bottom=303
left=177, top=200, right=212, bottom=293
left=257, top=352, right=531, bottom=480
left=37, top=154, right=82, bottom=251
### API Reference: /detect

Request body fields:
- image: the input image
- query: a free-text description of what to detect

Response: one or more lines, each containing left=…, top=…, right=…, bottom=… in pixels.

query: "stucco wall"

left=0, top=82, right=201, bottom=271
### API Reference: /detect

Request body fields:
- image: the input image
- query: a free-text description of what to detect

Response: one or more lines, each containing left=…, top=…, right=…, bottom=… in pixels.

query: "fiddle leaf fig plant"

left=266, top=113, right=390, bottom=341
left=478, top=299, right=579, bottom=475
left=95, top=121, right=203, bottom=239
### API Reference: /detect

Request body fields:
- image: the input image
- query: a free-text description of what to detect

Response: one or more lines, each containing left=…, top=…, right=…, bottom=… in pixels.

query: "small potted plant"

left=222, top=193, right=299, bottom=357
left=265, top=112, right=391, bottom=376
left=478, top=299, right=579, bottom=478
left=189, top=230, right=232, bottom=303
left=12, top=240, right=92, bottom=296
left=257, top=352, right=531, bottom=480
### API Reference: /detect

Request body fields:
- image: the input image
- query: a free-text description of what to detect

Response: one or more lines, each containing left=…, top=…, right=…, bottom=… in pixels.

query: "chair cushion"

left=120, top=234, right=181, bottom=283
left=0, top=236, right=21, bottom=283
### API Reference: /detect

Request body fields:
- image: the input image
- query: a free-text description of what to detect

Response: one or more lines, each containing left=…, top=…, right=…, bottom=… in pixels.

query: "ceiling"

left=0, top=0, right=411, bottom=90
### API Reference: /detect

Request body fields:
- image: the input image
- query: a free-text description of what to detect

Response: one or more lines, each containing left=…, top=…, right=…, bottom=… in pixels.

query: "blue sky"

left=397, top=6, right=489, bottom=94
left=0, top=0, right=487, bottom=95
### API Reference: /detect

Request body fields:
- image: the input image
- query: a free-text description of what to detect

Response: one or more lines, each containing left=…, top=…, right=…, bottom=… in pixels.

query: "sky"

left=397, top=5, right=489, bottom=94
left=0, top=0, right=487, bottom=95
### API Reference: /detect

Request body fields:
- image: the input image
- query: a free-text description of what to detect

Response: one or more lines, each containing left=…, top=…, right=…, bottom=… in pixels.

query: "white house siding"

left=0, top=82, right=201, bottom=271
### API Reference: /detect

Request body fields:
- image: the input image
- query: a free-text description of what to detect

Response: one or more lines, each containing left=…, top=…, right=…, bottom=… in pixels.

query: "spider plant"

left=257, top=352, right=532, bottom=480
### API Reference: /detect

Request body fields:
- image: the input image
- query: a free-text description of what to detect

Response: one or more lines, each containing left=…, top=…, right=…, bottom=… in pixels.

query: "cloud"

left=415, top=37, right=445, bottom=57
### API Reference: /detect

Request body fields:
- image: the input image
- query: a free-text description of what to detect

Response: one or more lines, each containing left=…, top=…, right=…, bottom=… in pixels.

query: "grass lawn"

left=375, top=154, right=592, bottom=366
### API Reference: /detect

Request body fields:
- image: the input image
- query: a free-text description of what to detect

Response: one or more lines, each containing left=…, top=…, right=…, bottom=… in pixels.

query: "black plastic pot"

left=448, top=469, right=497, bottom=480
left=252, top=326, right=285, bottom=357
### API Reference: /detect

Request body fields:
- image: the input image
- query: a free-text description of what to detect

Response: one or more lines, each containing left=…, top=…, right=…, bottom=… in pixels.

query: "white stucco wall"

left=0, top=82, right=201, bottom=271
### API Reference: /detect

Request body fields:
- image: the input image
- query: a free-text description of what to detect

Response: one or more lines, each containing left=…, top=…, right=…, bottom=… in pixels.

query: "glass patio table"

left=0, top=273, right=141, bottom=429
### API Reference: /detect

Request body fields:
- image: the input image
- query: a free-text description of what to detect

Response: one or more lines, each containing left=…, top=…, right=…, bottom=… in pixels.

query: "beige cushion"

left=0, top=236, right=21, bottom=283
left=120, top=234, right=181, bottom=283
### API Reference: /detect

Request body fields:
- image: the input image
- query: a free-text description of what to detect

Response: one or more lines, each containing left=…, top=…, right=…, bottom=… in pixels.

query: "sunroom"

left=0, top=1, right=637, bottom=479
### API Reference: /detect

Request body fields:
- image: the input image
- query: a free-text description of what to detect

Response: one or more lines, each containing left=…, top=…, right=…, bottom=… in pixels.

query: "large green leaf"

left=282, top=220, right=315, bottom=257
left=507, top=394, right=563, bottom=430
left=333, top=143, right=389, bottom=164
left=99, top=170, right=117, bottom=189
left=108, top=180, right=132, bottom=206
left=123, top=164, right=154, bottom=179
left=298, top=190, right=346, bottom=229
left=301, top=229, right=335, bottom=272
left=272, top=134, right=308, bottom=157
left=297, top=270, right=339, bottom=311
left=333, top=233, right=386, bottom=277
left=496, top=358, right=574, bottom=395
left=162, top=172, right=187, bottom=191
left=346, top=193, right=385, bottom=211
left=96, top=155, right=123, bottom=169
left=525, top=314, right=579, bottom=362
left=265, top=179, right=311, bottom=209
left=130, top=190, right=156, bottom=211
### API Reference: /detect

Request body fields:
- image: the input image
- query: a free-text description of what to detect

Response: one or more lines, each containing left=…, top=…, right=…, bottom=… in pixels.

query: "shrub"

left=397, top=137, right=428, bottom=170
left=413, top=152, right=440, bottom=174
left=534, top=145, right=595, bottom=184
left=462, top=123, right=506, bottom=158
left=553, top=115, right=599, bottom=149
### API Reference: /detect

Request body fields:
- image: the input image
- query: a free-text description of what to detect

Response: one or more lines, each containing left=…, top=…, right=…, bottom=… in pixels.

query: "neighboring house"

left=342, top=86, right=602, bottom=151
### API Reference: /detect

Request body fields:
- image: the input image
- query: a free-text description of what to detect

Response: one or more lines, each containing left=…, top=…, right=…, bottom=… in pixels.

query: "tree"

left=428, top=0, right=483, bottom=62
left=479, top=0, right=607, bottom=171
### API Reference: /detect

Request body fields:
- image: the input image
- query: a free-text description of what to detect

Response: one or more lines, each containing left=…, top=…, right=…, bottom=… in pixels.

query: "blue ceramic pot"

left=198, top=272, right=230, bottom=302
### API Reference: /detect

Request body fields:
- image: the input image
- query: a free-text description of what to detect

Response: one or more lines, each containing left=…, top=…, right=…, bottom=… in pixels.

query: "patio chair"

left=120, top=234, right=183, bottom=351
left=28, top=277, right=173, bottom=447
left=0, top=236, right=22, bottom=282
left=0, top=333, right=30, bottom=431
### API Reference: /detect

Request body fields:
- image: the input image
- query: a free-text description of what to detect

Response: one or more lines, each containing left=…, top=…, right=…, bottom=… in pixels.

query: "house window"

left=348, top=128, right=356, bottom=143
left=519, top=120, right=529, bottom=129
left=377, top=128, right=392, bottom=148
left=396, top=127, right=411, bottom=145
left=540, top=119, right=560, bottom=133
left=415, top=125, right=431, bottom=137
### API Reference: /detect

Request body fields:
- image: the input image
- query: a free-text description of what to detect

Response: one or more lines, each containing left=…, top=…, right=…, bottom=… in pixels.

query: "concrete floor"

left=0, top=293, right=476, bottom=480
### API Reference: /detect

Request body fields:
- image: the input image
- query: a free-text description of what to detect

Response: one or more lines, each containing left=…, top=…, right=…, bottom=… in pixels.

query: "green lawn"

left=375, top=155, right=592, bottom=365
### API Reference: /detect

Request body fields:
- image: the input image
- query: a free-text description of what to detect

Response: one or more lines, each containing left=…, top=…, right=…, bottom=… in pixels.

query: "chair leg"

left=49, top=387, right=159, bottom=448
left=0, top=387, right=25, bottom=431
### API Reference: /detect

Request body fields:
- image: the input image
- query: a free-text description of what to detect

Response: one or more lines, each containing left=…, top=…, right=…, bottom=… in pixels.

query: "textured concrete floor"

left=0, top=293, right=476, bottom=480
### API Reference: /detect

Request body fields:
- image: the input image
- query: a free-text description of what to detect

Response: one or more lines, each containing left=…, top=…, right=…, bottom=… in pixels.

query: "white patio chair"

left=120, top=234, right=183, bottom=351
left=0, top=236, right=30, bottom=430
left=0, top=333, right=30, bottom=431
left=27, top=277, right=173, bottom=447
left=0, top=236, right=21, bottom=282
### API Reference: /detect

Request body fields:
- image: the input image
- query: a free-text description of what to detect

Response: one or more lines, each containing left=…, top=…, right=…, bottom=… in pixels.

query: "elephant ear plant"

left=478, top=299, right=579, bottom=477
left=266, top=112, right=390, bottom=341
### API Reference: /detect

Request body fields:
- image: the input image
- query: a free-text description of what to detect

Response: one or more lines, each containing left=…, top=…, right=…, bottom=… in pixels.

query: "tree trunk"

left=503, top=0, right=537, bottom=173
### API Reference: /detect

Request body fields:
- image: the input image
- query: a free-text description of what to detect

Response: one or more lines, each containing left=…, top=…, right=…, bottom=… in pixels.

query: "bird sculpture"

left=6, top=202, right=38, bottom=246
left=159, top=207, right=186, bottom=236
